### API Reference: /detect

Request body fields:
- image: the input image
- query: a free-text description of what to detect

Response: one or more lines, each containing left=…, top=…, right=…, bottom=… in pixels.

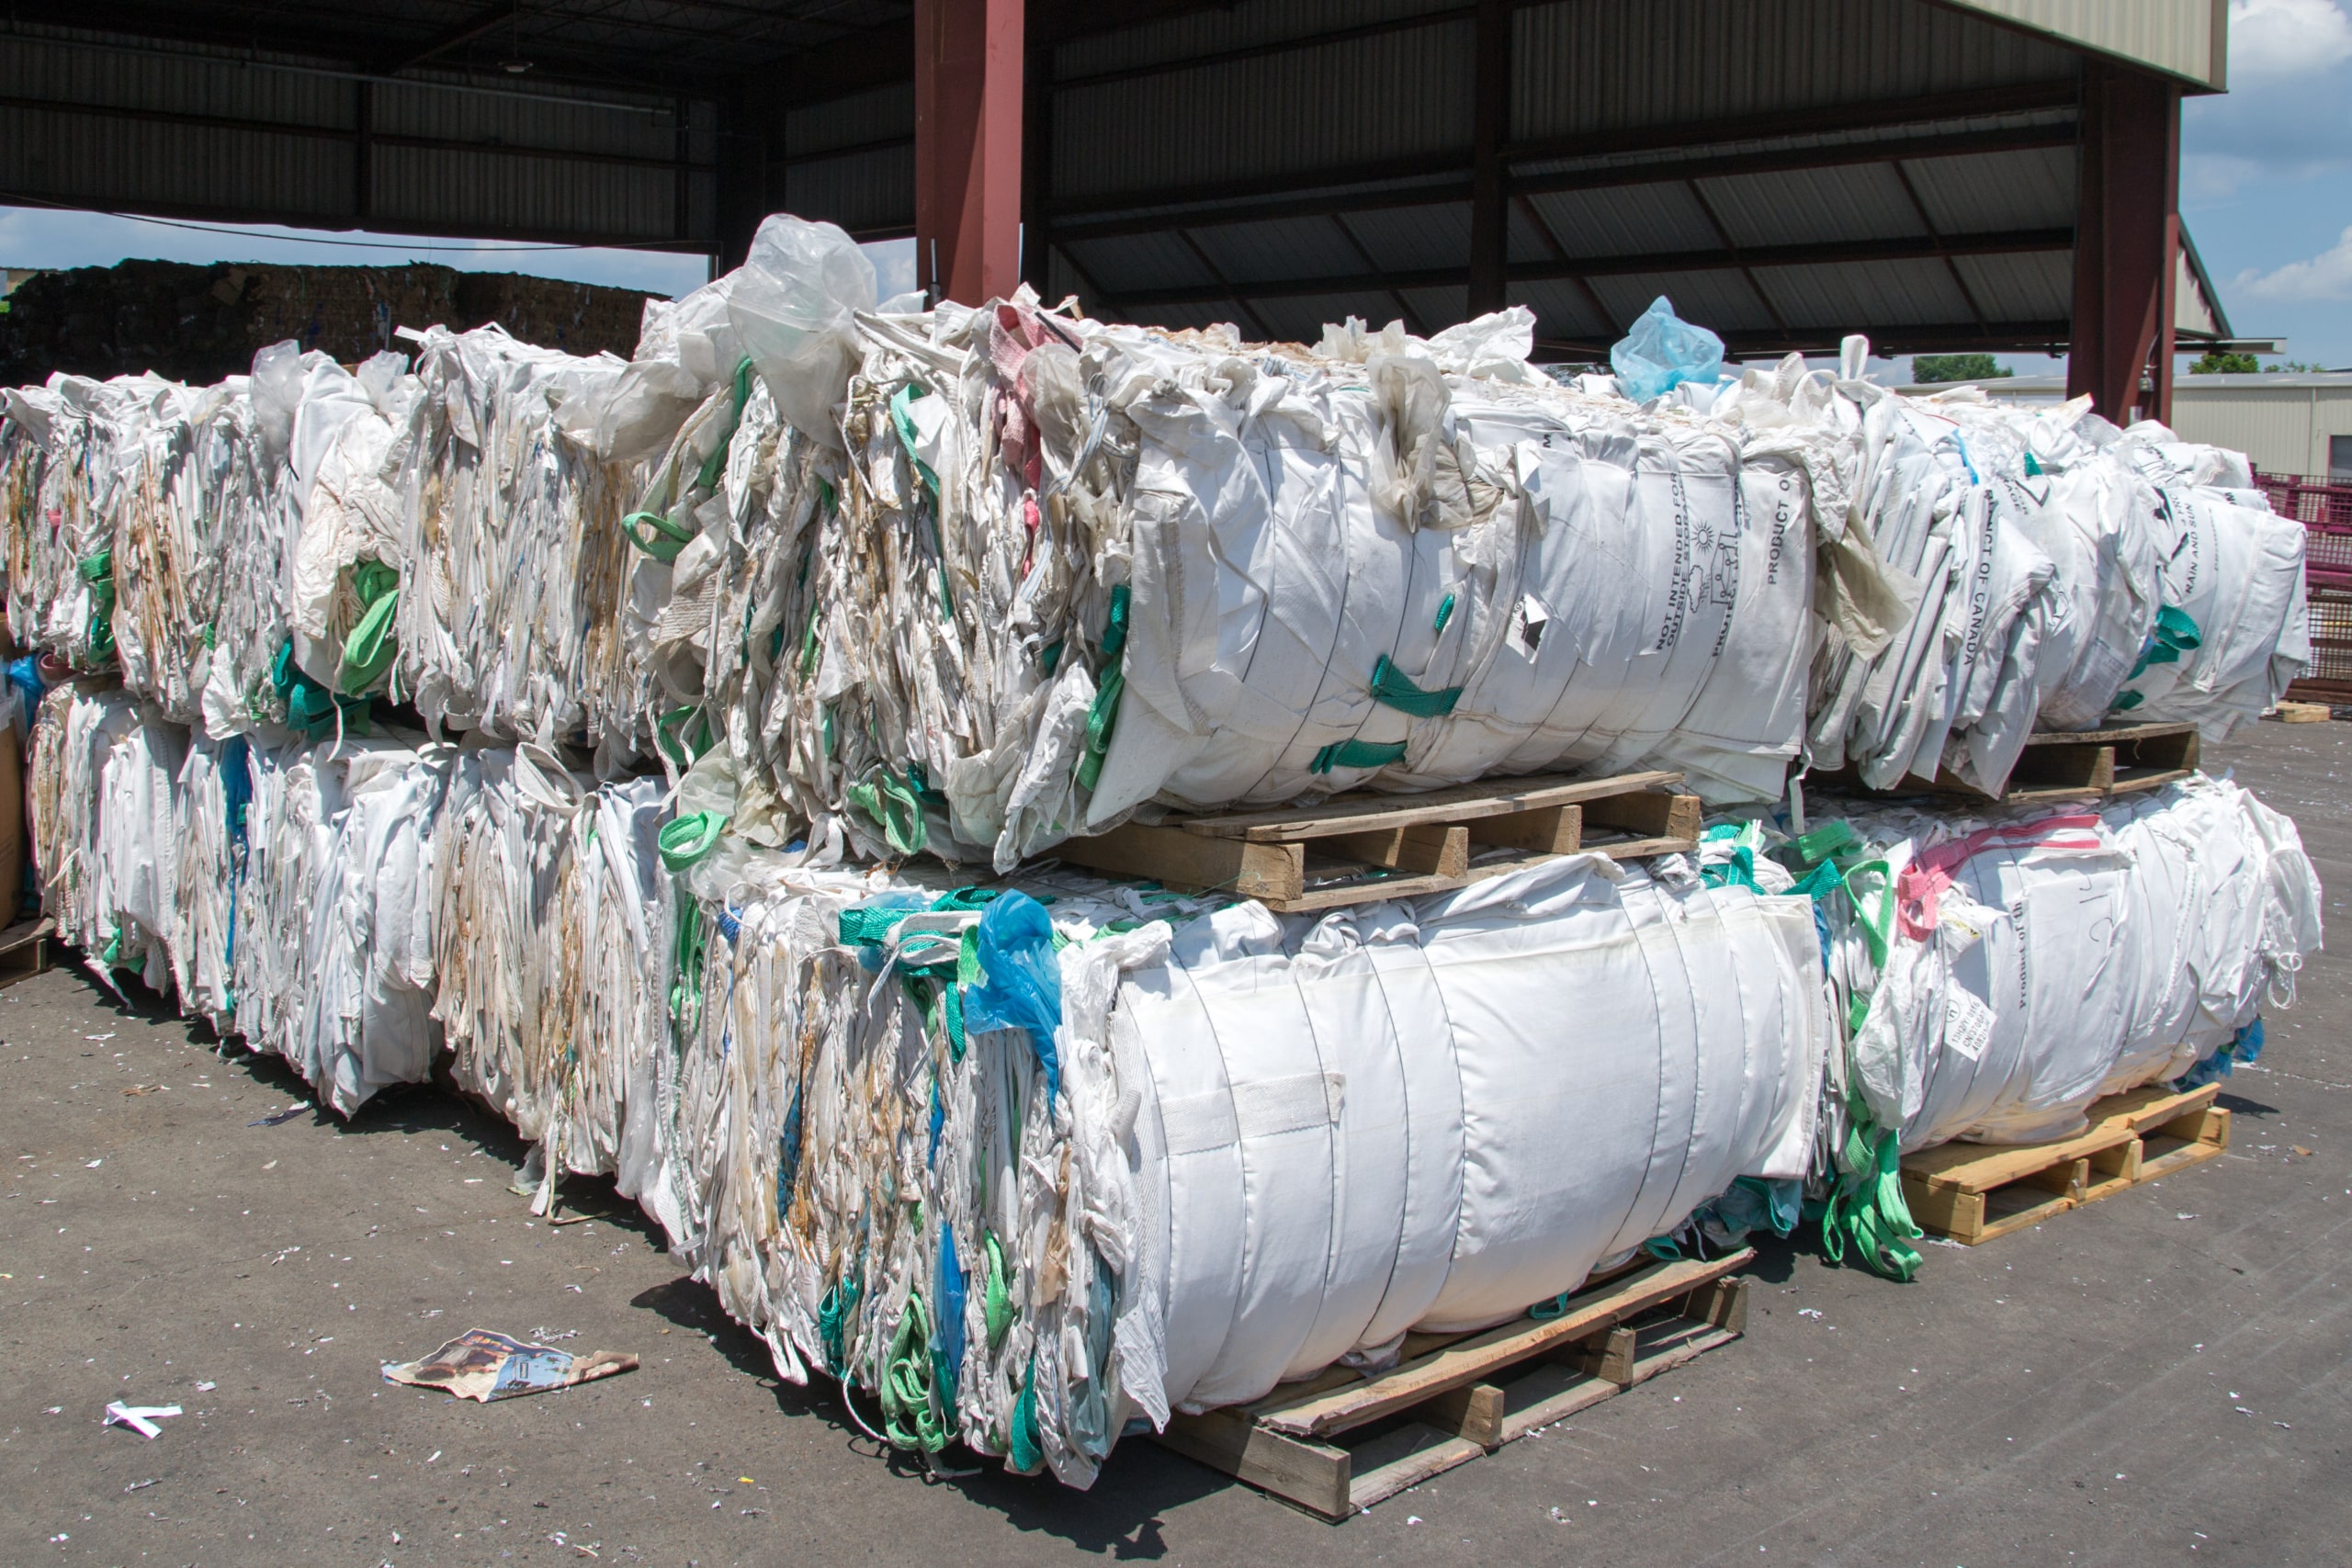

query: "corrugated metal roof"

left=1520, top=185, right=1721, bottom=261
left=1589, top=269, right=1777, bottom=334
left=1058, top=231, right=1218, bottom=296
left=1694, top=164, right=1928, bottom=250
left=1508, top=278, right=1615, bottom=340
left=1251, top=289, right=1412, bottom=343
left=1510, top=0, right=2077, bottom=144
left=1754, top=257, right=1973, bottom=328
left=1951, top=250, right=2075, bottom=322
left=1190, top=217, right=1367, bottom=286
left=1902, top=144, right=2078, bottom=235
left=1340, top=204, right=1476, bottom=273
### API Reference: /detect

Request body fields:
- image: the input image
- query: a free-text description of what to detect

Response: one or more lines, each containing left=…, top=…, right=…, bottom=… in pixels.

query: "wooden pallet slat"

left=1156, top=1250, right=1751, bottom=1518
left=1819, top=722, right=2201, bottom=807
left=1900, top=1081, right=2230, bottom=1246
left=1055, top=771, right=1700, bottom=911
left=0, top=918, right=54, bottom=988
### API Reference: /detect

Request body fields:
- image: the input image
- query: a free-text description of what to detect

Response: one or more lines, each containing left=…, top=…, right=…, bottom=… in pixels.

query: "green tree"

left=2190, top=350, right=2260, bottom=374
left=1912, top=353, right=2010, bottom=383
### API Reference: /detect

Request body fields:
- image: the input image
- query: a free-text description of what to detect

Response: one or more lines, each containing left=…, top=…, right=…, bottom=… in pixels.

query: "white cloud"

left=2230, top=0, right=2352, bottom=83
left=2234, top=225, right=2352, bottom=300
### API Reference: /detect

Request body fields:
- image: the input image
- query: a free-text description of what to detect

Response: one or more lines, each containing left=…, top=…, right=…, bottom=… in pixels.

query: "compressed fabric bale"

left=1740, top=777, right=2322, bottom=1158
left=392, top=324, right=650, bottom=759
left=28, top=682, right=183, bottom=986
left=658, top=846, right=1827, bottom=1485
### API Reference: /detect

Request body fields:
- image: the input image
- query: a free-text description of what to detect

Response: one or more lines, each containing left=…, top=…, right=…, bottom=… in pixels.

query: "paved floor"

left=4, top=722, right=2349, bottom=1567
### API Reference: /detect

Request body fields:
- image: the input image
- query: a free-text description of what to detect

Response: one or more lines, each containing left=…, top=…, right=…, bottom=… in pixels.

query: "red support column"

left=2067, top=62, right=2181, bottom=424
left=915, top=0, right=1025, bottom=307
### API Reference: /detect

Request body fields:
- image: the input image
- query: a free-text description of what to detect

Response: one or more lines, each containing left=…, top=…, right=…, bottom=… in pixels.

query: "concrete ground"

left=4, top=723, right=2349, bottom=1568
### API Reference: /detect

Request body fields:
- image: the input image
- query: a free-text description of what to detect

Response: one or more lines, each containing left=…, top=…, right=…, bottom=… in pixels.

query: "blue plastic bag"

left=961, top=890, right=1063, bottom=1100
left=1611, top=296, right=1725, bottom=401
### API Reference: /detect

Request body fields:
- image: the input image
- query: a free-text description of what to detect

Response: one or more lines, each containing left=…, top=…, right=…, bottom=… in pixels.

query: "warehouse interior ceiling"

left=0, top=0, right=2218, bottom=362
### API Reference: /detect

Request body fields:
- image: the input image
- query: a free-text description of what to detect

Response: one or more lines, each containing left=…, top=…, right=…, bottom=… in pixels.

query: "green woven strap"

left=1370, top=653, right=1462, bottom=717
left=1311, top=737, right=1408, bottom=774
left=77, top=549, right=114, bottom=586
left=818, top=1276, right=862, bottom=1378
left=1433, top=592, right=1456, bottom=634
left=982, top=1232, right=1013, bottom=1350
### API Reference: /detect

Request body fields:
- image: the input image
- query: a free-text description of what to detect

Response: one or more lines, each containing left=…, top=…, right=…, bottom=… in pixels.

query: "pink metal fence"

left=2255, top=470, right=2352, bottom=694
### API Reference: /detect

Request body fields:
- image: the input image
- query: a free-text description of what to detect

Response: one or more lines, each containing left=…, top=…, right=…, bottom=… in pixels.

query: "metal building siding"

left=784, top=146, right=915, bottom=237
left=1510, top=0, right=2077, bottom=143
left=370, top=74, right=687, bottom=162
left=372, top=148, right=684, bottom=242
left=1521, top=184, right=1722, bottom=260
left=1693, top=164, right=1929, bottom=249
left=2168, top=379, right=2352, bottom=478
left=1, top=27, right=353, bottom=130
left=1951, top=250, right=2074, bottom=322
left=0, top=107, right=355, bottom=220
left=1049, top=19, right=1476, bottom=202
left=785, top=83, right=913, bottom=157
left=1754, top=257, right=1972, bottom=328
left=1902, top=144, right=2078, bottom=234
left=1942, top=0, right=2223, bottom=88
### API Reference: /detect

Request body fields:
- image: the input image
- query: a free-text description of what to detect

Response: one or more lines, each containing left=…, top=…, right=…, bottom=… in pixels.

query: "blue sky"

left=2, top=1, right=2347, bottom=370
left=2182, top=0, right=2352, bottom=368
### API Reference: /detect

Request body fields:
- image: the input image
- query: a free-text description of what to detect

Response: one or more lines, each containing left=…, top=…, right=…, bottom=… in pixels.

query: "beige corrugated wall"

left=1941, top=0, right=2226, bottom=89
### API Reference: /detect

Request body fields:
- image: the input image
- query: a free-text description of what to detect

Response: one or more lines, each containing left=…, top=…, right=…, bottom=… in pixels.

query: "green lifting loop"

left=623, top=508, right=695, bottom=563
left=337, top=559, right=401, bottom=694
left=658, top=810, right=728, bottom=873
left=1369, top=653, right=1462, bottom=717
left=1310, top=737, right=1408, bottom=774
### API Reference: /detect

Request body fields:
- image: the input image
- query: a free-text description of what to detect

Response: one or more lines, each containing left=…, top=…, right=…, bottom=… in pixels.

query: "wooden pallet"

left=1152, top=1250, right=1751, bottom=1518
left=1052, top=771, right=1702, bottom=912
left=0, top=917, right=53, bottom=988
left=1900, top=1082, right=2230, bottom=1246
left=1816, top=721, right=2199, bottom=807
